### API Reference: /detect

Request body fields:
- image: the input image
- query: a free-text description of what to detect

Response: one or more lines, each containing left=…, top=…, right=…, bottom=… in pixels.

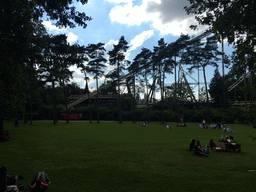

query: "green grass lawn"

left=1, top=121, right=256, bottom=192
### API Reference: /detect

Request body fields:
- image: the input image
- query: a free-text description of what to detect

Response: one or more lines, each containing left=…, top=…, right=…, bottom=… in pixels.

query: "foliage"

left=0, top=0, right=91, bottom=131
left=209, top=68, right=227, bottom=105
left=181, top=36, right=222, bottom=102
left=108, top=36, right=129, bottom=124
left=185, top=0, right=256, bottom=72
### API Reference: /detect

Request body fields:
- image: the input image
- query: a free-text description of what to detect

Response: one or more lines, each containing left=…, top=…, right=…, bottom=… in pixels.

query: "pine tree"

left=86, top=43, right=107, bottom=123
left=108, top=36, right=129, bottom=124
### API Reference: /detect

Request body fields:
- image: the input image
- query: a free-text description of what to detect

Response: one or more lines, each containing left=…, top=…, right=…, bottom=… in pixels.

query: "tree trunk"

left=85, top=76, right=92, bottom=123
left=96, top=75, right=99, bottom=123
left=159, top=65, right=164, bottom=124
left=29, top=83, right=33, bottom=125
left=203, top=66, right=209, bottom=103
left=126, top=78, right=132, bottom=95
left=145, top=71, right=149, bottom=123
left=0, top=119, right=3, bottom=135
left=63, top=81, right=69, bottom=123
left=203, top=66, right=210, bottom=123
left=117, top=61, right=122, bottom=124
left=52, top=78, right=57, bottom=125
left=133, top=74, right=136, bottom=124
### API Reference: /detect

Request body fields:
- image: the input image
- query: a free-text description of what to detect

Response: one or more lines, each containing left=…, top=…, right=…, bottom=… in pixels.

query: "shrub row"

left=32, top=104, right=256, bottom=124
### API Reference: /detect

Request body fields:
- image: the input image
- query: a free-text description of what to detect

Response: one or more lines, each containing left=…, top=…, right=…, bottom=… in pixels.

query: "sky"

left=42, top=0, right=234, bottom=99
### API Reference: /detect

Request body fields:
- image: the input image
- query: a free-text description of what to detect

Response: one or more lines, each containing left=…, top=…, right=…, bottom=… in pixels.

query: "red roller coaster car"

left=60, top=113, right=81, bottom=120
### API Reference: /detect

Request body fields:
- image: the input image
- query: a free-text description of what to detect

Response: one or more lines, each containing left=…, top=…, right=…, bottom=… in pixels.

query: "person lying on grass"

left=194, top=140, right=208, bottom=157
left=0, top=165, right=25, bottom=192
left=28, top=171, right=50, bottom=192
left=5, top=177, right=19, bottom=192
left=209, top=139, right=216, bottom=151
left=0, top=130, right=10, bottom=142
left=5, top=176, right=25, bottom=192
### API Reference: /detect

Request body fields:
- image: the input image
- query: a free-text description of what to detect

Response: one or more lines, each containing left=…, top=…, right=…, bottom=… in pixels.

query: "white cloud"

left=129, top=30, right=154, bottom=51
left=42, top=20, right=67, bottom=32
left=109, top=1, right=155, bottom=26
left=43, top=21, right=79, bottom=44
left=108, top=0, right=207, bottom=36
left=104, top=39, right=119, bottom=51
left=69, top=65, right=83, bottom=77
left=105, top=0, right=132, bottom=3
left=67, top=32, right=78, bottom=44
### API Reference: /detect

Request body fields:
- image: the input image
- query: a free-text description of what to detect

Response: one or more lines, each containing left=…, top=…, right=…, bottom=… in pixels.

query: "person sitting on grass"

left=204, top=145, right=210, bottom=155
left=177, top=123, right=187, bottom=127
left=202, top=119, right=206, bottom=126
left=194, top=140, right=208, bottom=157
left=186, top=138, right=196, bottom=151
left=209, top=139, right=217, bottom=151
left=28, top=171, right=50, bottom=192
left=226, top=127, right=234, bottom=133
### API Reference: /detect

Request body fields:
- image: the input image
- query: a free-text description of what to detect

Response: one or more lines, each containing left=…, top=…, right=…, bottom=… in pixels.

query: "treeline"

left=1, top=0, right=256, bottom=130
left=31, top=102, right=256, bottom=124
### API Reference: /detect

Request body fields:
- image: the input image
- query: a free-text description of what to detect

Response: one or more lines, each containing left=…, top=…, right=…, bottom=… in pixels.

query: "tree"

left=86, top=43, right=107, bottom=123
left=37, top=34, right=87, bottom=124
left=100, top=69, right=118, bottom=95
left=165, top=34, right=190, bottom=111
left=185, top=0, right=256, bottom=72
left=80, top=64, right=92, bottom=123
left=108, top=36, right=129, bottom=124
left=0, top=0, right=91, bottom=132
left=209, top=68, right=226, bottom=105
left=128, top=48, right=152, bottom=123
left=152, top=38, right=175, bottom=124
left=181, top=36, right=222, bottom=103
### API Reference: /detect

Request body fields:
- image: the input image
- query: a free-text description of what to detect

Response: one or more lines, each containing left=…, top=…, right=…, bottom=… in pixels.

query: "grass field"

left=1, top=121, right=256, bottom=192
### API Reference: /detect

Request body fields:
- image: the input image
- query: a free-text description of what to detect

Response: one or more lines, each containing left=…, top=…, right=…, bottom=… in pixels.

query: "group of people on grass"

left=177, top=118, right=187, bottom=127
left=187, top=134, right=240, bottom=156
left=219, top=135, right=234, bottom=142
left=199, top=119, right=208, bottom=129
left=137, top=123, right=148, bottom=127
left=200, top=119, right=235, bottom=132
left=0, top=165, right=50, bottom=192
left=186, top=139, right=211, bottom=157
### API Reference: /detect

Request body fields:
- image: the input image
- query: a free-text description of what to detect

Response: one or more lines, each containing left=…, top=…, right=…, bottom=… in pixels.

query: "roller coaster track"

left=228, top=72, right=251, bottom=92
left=67, top=30, right=212, bottom=109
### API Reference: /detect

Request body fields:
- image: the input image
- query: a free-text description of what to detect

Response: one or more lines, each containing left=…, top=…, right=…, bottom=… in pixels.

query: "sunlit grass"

left=1, top=121, right=255, bottom=191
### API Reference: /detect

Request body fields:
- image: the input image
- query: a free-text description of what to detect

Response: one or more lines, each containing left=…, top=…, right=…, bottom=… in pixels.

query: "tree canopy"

left=0, top=0, right=91, bottom=130
left=185, top=0, right=256, bottom=71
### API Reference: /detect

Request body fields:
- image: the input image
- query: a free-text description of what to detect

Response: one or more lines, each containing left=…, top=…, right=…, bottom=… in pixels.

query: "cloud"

left=109, top=1, right=155, bottom=26
left=104, top=39, right=118, bottom=74
left=108, top=0, right=207, bottom=36
left=129, top=30, right=154, bottom=51
left=67, top=32, right=78, bottom=44
left=42, top=20, right=67, bottom=32
left=105, top=0, right=132, bottom=3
